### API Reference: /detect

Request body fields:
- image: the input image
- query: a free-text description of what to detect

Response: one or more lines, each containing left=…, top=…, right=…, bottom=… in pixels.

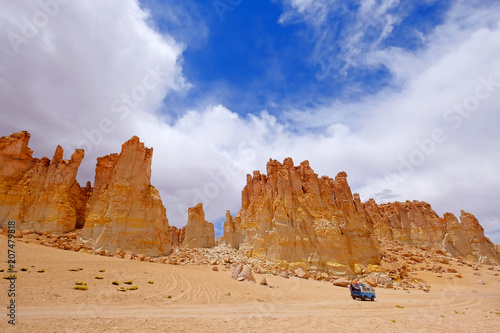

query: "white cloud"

left=0, top=0, right=188, bottom=181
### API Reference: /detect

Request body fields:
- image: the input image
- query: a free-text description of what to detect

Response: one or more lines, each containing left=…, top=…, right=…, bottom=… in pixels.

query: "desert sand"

left=1, top=235, right=499, bottom=333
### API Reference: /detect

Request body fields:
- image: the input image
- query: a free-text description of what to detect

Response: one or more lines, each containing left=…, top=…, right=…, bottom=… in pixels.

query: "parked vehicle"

left=349, top=282, right=376, bottom=301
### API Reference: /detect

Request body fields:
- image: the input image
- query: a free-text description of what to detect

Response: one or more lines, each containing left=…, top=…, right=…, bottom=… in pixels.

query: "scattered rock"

left=237, top=265, right=255, bottom=283
left=231, top=265, right=243, bottom=279
left=294, top=268, right=310, bottom=279
left=260, top=277, right=267, bottom=285
left=332, top=277, right=350, bottom=288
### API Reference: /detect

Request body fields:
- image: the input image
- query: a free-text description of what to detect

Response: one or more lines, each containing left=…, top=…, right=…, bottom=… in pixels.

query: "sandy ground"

left=1, top=235, right=499, bottom=333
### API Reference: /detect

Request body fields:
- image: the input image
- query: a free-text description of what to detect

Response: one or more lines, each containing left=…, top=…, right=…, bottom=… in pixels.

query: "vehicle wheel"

left=362, top=296, right=367, bottom=301
left=371, top=296, right=375, bottom=301
left=352, top=296, right=356, bottom=300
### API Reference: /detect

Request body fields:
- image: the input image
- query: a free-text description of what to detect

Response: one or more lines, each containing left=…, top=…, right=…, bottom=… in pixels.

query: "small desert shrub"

left=0, top=269, right=4, bottom=272
left=3, top=274, right=17, bottom=279
left=227, top=292, right=231, bottom=296
left=73, top=285, right=88, bottom=291
left=75, top=282, right=86, bottom=285
left=99, top=269, right=105, bottom=272
left=396, top=305, right=404, bottom=308
left=37, top=269, right=45, bottom=273
left=21, top=268, right=28, bottom=271
left=127, top=286, right=138, bottom=291
left=95, top=276, right=104, bottom=280
left=117, top=287, right=127, bottom=292
left=167, top=295, right=172, bottom=298
left=68, top=268, right=80, bottom=271
left=148, top=281, right=154, bottom=284
left=112, top=281, right=120, bottom=285
left=391, top=320, right=396, bottom=323
left=124, top=281, right=133, bottom=285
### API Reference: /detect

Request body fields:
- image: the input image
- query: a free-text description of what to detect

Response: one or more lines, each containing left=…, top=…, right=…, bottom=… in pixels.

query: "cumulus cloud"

left=0, top=0, right=188, bottom=180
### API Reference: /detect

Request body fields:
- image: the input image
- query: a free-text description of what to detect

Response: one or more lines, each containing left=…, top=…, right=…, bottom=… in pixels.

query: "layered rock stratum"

left=81, top=136, right=172, bottom=256
left=0, top=131, right=88, bottom=233
left=225, top=158, right=500, bottom=274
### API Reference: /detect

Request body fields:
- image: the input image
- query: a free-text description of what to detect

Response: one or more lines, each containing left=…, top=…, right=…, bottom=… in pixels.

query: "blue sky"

left=148, top=0, right=456, bottom=117
left=1, top=0, right=500, bottom=243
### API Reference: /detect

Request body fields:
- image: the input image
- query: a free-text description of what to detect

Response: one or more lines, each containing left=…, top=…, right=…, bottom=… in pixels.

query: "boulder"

left=294, top=267, right=310, bottom=279
left=231, top=265, right=243, bottom=279
left=237, top=265, right=255, bottom=282
left=332, top=277, right=350, bottom=287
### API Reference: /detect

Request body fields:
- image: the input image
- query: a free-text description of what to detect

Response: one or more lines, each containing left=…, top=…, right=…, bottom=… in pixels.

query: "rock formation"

left=226, top=158, right=500, bottom=274
left=458, top=210, right=500, bottom=264
left=223, top=210, right=236, bottom=248
left=226, top=158, right=381, bottom=274
left=169, top=225, right=185, bottom=246
left=364, top=200, right=500, bottom=264
left=0, top=131, right=88, bottom=233
left=81, top=136, right=172, bottom=256
left=181, top=203, right=215, bottom=248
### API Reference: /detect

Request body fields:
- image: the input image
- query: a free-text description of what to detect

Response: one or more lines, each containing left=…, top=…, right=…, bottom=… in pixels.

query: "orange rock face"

left=364, top=200, right=447, bottom=246
left=227, top=158, right=500, bottom=273
left=169, top=225, right=185, bottom=247
left=182, top=203, right=215, bottom=248
left=459, top=210, right=500, bottom=264
left=227, top=158, right=380, bottom=274
left=82, top=136, right=172, bottom=256
left=0, top=131, right=87, bottom=233
left=364, top=201, right=500, bottom=264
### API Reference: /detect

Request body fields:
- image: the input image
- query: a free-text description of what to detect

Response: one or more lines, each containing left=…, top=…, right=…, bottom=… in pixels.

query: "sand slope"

left=1, top=235, right=499, bottom=333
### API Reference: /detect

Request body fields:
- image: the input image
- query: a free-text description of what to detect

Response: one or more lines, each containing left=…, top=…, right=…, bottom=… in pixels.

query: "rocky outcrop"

left=182, top=203, right=215, bottom=248
left=364, top=200, right=500, bottom=264
left=459, top=210, right=500, bottom=264
left=227, top=158, right=500, bottom=274
left=228, top=158, right=380, bottom=275
left=82, top=136, right=172, bottom=256
left=169, top=225, right=185, bottom=246
left=223, top=210, right=236, bottom=248
left=442, top=212, right=474, bottom=259
left=364, top=200, right=446, bottom=246
left=0, top=131, right=88, bottom=233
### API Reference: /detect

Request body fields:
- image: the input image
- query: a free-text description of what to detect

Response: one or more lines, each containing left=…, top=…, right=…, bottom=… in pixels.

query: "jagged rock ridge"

left=225, top=158, right=500, bottom=273
left=0, top=131, right=88, bottom=233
